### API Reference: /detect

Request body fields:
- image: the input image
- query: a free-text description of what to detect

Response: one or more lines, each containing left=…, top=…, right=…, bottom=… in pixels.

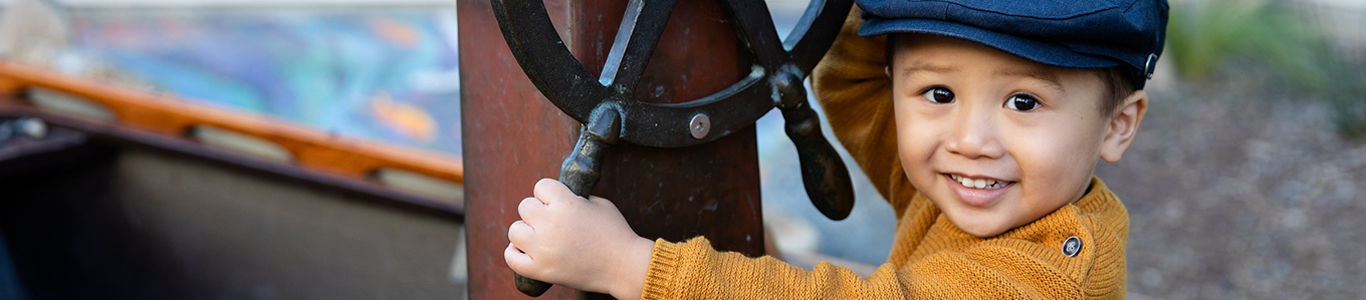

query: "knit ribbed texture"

left=640, top=180, right=1127, bottom=299
left=638, top=7, right=1127, bottom=299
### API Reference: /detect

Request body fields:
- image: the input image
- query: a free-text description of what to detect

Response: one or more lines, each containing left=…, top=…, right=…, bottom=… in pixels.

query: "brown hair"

left=1097, top=66, right=1136, bottom=118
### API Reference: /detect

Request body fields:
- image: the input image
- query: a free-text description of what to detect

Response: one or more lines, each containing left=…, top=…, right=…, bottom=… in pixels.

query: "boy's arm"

left=810, top=7, right=917, bottom=215
left=509, top=180, right=1096, bottom=299
left=641, top=187, right=1129, bottom=299
left=641, top=236, right=1082, bottom=299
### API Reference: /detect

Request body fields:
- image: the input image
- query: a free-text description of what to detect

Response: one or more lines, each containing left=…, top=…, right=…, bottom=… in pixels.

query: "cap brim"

left=860, top=18, right=1121, bottom=70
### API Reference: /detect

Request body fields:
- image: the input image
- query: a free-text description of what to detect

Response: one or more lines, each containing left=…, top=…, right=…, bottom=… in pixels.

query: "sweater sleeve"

left=639, top=237, right=1081, bottom=299
left=810, top=6, right=918, bottom=216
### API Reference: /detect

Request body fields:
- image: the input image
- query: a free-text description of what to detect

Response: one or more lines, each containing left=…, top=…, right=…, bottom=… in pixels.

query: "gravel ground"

left=1098, top=77, right=1366, bottom=299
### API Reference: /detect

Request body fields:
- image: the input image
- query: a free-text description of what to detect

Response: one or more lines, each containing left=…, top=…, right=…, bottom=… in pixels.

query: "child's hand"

left=505, top=179, right=655, bottom=299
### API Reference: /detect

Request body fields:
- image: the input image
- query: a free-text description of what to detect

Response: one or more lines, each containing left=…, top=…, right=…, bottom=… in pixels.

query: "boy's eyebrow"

left=899, top=62, right=1068, bottom=94
left=897, top=62, right=958, bottom=78
left=996, top=67, right=1065, bottom=93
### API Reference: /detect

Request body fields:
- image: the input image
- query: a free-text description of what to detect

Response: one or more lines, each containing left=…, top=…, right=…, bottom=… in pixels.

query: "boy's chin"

left=942, top=210, right=1014, bottom=238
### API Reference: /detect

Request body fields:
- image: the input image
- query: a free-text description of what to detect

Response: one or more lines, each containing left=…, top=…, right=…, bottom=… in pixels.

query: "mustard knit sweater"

left=639, top=8, right=1128, bottom=300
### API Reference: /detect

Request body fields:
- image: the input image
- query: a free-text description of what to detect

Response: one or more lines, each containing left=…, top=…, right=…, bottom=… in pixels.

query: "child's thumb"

left=534, top=178, right=581, bottom=205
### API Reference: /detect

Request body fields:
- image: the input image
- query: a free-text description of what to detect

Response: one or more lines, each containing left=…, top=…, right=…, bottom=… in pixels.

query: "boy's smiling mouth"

left=944, top=173, right=1016, bottom=208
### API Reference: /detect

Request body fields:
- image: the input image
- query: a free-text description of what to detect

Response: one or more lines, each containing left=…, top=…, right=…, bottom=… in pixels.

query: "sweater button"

left=1062, top=236, right=1082, bottom=257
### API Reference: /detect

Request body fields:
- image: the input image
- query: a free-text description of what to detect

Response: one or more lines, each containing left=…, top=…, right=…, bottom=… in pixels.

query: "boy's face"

left=890, top=34, right=1139, bottom=238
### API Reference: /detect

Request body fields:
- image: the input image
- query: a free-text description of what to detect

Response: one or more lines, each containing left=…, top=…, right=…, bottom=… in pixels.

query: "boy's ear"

left=1100, top=90, right=1148, bottom=163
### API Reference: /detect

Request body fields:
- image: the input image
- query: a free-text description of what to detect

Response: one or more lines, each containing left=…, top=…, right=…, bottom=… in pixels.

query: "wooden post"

left=459, top=0, right=765, bottom=299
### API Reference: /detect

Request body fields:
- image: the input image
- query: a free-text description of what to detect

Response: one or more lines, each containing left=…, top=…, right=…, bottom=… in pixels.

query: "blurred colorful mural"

left=68, top=8, right=463, bottom=155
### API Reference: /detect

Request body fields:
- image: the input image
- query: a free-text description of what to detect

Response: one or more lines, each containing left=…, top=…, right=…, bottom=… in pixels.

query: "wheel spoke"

left=784, top=0, right=853, bottom=72
left=720, top=0, right=785, bottom=69
left=600, top=0, right=678, bottom=94
left=492, top=0, right=611, bottom=122
left=494, top=0, right=854, bottom=147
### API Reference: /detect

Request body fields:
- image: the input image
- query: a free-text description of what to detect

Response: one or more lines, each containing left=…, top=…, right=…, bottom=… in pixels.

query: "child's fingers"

left=517, top=197, right=546, bottom=224
left=534, top=178, right=580, bottom=205
left=507, top=220, right=538, bottom=252
left=504, top=242, right=539, bottom=277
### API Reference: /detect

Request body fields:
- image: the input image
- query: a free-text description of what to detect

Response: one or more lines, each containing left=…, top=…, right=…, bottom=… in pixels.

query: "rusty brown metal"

left=460, top=0, right=765, bottom=299
left=460, top=0, right=583, bottom=298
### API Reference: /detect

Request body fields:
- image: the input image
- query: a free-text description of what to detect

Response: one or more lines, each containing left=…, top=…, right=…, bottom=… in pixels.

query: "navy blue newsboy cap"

left=857, top=0, right=1169, bottom=89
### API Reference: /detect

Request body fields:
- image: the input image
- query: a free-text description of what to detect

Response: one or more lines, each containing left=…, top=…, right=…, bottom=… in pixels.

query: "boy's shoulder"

left=1072, top=177, right=1129, bottom=226
left=902, top=176, right=1126, bottom=260
left=893, top=177, right=1128, bottom=296
left=983, top=176, right=1128, bottom=280
left=991, top=177, right=1127, bottom=247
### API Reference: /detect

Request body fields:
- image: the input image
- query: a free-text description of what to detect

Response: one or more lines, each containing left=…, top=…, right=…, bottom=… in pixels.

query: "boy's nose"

left=944, top=101, right=1005, bottom=160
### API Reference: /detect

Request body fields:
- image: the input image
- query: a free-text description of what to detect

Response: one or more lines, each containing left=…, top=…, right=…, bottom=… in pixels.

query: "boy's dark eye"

left=922, top=87, right=954, bottom=104
left=1005, top=94, right=1039, bottom=111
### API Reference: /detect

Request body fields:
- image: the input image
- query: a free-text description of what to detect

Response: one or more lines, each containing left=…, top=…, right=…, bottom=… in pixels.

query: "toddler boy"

left=506, top=0, right=1167, bottom=298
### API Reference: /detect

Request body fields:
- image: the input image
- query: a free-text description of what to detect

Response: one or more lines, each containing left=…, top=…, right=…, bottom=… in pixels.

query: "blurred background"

left=0, top=0, right=1362, bottom=299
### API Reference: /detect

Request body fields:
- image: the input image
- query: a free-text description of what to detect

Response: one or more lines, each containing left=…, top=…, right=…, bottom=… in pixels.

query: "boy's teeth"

left=950, top=174, right=1008, bottom=189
